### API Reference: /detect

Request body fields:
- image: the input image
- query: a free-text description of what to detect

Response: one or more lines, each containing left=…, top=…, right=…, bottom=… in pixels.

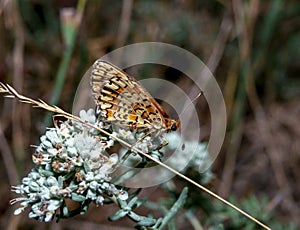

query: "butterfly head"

left=167, top=119, right=180, bottom=132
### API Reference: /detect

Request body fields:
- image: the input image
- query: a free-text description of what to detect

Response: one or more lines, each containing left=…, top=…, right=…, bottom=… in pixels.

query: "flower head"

left=11, top=109, right=127, bottom=221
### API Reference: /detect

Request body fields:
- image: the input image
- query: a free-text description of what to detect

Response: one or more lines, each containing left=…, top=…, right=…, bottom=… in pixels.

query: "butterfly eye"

left=170, top=123, right=177, bottom=131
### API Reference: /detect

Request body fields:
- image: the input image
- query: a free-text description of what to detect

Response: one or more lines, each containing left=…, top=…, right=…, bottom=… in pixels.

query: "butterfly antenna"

left=179, top=90, right=203, bottom=117
left=178, top=90, right=203, bottom=149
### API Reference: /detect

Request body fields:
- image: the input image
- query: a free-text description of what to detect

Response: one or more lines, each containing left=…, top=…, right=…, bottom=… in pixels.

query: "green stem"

left=44, top=0, right=87, bottom=126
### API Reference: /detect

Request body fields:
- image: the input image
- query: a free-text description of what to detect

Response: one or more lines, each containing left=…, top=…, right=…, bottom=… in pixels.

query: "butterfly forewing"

left=90, top=59, right=179, bottom=133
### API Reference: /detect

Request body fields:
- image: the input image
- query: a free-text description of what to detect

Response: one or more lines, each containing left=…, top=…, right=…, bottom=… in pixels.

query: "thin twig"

left=219, top=0, right=260, bottom=197
left=2, top=2, right=25, bottom=229
left=186, top=13, right=233, bottom=100
left=9, top=0, right=27, bottom=171
left=0, top=82, right=271, bottom=230
left=115, top=0, right=133, bottom=48
left=0, top=123, right=19, bottom=184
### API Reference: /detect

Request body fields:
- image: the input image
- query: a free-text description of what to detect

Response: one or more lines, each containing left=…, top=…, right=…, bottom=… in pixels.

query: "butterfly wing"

left=90, top=60, right=171, bottom=131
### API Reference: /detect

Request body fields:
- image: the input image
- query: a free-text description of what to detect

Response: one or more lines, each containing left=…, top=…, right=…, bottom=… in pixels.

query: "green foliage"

left=209, top=195, right=298, bottom=230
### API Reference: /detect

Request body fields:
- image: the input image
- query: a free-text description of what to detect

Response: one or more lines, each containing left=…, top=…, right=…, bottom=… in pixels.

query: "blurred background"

left=0, top=0, right=299, bottom=229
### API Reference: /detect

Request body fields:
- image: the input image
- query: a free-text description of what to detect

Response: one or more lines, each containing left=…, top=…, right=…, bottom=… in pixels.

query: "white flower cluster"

left=164, top=132, right=213, bottom=183
left=11, top=109, right=128, bottom=222
left=11, top=172, right=65, bottom=222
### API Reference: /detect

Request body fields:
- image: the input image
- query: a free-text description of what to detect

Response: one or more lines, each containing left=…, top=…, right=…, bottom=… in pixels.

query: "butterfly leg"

left=158, top=136, right=169, bottom=149
left=131, top=129, right=157, bottom=149
left=131, top=131, right=170, bottom=153
left=119, top=149, right=137, bottom=165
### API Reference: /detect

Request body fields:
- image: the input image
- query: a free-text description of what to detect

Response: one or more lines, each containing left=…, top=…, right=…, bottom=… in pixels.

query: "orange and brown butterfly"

left=90, top=59, right=180, bottom=144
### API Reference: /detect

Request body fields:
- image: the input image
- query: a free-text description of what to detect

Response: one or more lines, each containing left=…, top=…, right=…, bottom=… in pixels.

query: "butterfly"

left=90, top=59, right=180, bottom=148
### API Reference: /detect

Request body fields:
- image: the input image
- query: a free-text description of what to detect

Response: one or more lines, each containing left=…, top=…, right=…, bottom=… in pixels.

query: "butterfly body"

left=91, top=60, right=179, bottom=137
